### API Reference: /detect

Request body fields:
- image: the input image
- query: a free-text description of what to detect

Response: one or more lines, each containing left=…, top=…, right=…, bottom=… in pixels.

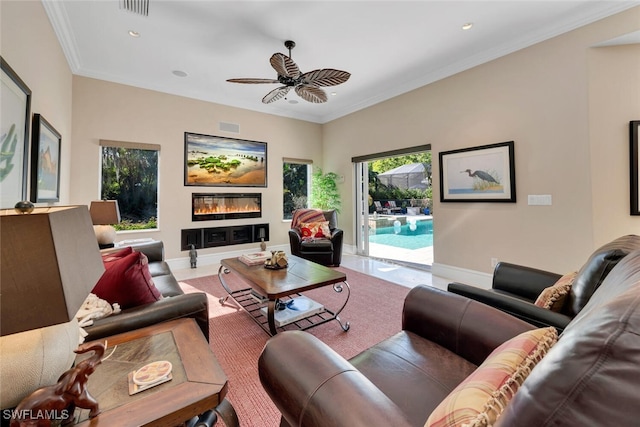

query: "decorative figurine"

left=265, top=250, right=288, bottom=269
left=11, top=342, right=106, bottom=426
left=189, top=244, right=197, bottom=268
left=14, top=200, right=34, bottom=214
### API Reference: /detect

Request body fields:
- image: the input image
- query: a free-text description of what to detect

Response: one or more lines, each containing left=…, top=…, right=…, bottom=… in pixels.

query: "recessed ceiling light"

left=288, top=99, right=298, bottom=104
left=462, top=23, right=473, bottom=30
left=331, top=92, right=337, bottom=96
left=172, top=70, right=188, bottom=77
left=128, top=30, right=140, bottom=38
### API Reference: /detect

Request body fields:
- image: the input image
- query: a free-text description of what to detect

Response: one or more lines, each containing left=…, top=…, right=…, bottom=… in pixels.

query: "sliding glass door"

left=352, top=145, right=433, bottom=269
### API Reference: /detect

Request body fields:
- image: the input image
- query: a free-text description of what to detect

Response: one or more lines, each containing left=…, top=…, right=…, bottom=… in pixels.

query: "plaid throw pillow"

left=425, top=327, right=558, bottom=427
left=534, top=272, right=577, bottom=312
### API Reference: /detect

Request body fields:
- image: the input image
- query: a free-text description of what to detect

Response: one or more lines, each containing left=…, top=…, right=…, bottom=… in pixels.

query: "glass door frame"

left=351, top=144, right=432, bottom=261
left=354, top=161, right=369, bottom=256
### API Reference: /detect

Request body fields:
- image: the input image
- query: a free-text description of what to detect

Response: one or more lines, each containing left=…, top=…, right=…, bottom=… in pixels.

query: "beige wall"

left=1, top=0, right=73, bottom=204
left=323, top=7, right=640, bottom=275
left=588, top=43, right=640, bottom=245
left=4, top=1, right=640, bottom=276
left=70, top=77, right=322, bottom=259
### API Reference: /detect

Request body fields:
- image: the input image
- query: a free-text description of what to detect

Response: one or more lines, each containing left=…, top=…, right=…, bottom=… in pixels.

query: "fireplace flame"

left=194, top=204, right=260, bottom=215
left=193, top=195, right=261, bottom=217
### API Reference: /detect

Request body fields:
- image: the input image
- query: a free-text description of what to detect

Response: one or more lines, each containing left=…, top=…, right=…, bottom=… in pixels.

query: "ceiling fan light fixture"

left=227, top=40, right=350, bottom=105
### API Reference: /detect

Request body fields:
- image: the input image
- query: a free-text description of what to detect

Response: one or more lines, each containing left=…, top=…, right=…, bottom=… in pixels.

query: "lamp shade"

left=0, top=205, right=105, bottom=336
left=89, top=200, right=121, bottom=225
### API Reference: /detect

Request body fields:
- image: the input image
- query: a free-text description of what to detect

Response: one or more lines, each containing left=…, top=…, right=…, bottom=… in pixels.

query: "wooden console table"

left=73, top=318, right=238, bottom=427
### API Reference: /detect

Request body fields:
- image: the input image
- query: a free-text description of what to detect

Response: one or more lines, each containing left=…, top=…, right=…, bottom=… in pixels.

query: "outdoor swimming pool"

left=369, top=219, right=433, bottom=250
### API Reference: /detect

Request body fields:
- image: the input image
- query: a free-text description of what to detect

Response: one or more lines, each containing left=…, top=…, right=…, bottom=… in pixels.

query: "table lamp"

left=0, top=205, right=105, bottom=409
left=258, top=227, right=267, bottom=251
left=89, top=200, right=121, bottom=248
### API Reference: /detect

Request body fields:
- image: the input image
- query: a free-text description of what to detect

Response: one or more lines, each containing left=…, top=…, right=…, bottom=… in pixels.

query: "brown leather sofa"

left=83, top=241, right=209, bottom=342
left=258, top=249, right=640, bottom=426
left=448, top=234, right=640, bottom=333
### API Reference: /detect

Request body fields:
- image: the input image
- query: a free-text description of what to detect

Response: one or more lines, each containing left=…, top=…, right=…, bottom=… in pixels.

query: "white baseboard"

left=431, top=262, right=492, bottom=289
left=343, top=244, right=356, bottom=254
left=167, top=245, right=492, bottom=292
left=166, top=244, right=290, bottom=271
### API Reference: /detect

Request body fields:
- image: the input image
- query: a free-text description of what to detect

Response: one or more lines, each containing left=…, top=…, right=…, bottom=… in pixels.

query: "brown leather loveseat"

left=259, top=249, right=640, bottom=426
left=83, top=241, right=209, bottom=341
left=448, top=234, right=640, bottom=333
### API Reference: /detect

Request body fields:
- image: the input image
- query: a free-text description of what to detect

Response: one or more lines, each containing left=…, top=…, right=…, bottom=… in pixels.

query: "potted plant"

left=310, top=167, right=341, bottom=213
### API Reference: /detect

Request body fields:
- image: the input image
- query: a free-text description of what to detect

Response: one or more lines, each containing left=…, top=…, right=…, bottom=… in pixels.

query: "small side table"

left=73, top=318, right=238, bottom=427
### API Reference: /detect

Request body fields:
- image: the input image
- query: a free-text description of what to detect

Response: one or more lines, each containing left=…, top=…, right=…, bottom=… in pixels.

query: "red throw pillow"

left=92, top=249, right=162, bottom=309
left=300, top=221, right=331, bottom=241
left=101, top=246, right=133, bottom=266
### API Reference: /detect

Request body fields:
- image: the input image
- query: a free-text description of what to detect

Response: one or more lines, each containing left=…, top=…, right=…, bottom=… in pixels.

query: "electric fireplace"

left=192, top=193, right=261, bottom=221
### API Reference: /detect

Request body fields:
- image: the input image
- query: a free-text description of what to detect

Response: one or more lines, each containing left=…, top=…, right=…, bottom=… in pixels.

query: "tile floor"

left=173, top=252, right=448, bottom=291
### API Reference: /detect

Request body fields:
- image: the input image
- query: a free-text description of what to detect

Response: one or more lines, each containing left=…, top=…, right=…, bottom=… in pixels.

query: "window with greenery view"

left=283, top=160, right=310, bottom=219
left=100, top=142, right=158, bottom=230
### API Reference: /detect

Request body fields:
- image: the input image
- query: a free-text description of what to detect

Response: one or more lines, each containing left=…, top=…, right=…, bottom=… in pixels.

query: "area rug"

left=179, top=265, right=411, bottom=427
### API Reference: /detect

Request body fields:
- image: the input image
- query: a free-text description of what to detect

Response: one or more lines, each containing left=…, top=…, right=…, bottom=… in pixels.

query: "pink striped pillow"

left=291, top=209, right=326, bottom=229
left=425, top=327, right=558, bottom=427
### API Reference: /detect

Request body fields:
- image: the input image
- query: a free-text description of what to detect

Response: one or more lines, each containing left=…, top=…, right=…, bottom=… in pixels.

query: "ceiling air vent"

left=120, top=0, right=149, bottom=16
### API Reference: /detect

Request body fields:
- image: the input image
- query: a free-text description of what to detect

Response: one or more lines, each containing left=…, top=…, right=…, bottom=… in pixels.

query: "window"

left=283, top=158, right=311, bottom=220
left=100, top=140, right=159, bottom=230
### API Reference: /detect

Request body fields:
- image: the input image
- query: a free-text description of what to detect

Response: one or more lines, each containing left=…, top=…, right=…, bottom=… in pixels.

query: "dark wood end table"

left=73, top=318, right=238, bottom=427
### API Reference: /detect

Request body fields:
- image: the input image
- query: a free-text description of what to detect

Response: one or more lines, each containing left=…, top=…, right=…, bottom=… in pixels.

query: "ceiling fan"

left=226, top=40, right=351, bottom=104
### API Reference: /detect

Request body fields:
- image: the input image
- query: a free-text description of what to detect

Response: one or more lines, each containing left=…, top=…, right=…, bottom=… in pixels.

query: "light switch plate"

left=528, top=195, right=552, bottom=205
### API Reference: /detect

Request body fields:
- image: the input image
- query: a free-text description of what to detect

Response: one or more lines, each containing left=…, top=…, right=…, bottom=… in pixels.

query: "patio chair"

left=387, top=201, right=403, bottom=214
left=373, top=201, right=385, bottom=214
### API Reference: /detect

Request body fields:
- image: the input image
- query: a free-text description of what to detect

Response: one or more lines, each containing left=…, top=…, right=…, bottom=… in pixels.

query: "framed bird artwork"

left=439, top=141, right=516, bottom=202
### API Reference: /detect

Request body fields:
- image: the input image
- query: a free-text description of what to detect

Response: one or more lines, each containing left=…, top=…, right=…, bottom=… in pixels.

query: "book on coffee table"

left=260, top=296, right=324, bottom=327
left=238, top=251, right=271, bottom=266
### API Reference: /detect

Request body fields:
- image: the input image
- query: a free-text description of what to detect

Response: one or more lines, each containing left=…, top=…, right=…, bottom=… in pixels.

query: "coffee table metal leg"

left=332, top=281, right=351, bottom=331
left=266, top=299, right=277, bottom=335
left=217, top=266, right=241, bottom=308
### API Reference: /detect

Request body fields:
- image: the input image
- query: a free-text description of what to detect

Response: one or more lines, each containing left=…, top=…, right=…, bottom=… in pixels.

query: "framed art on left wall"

left=630, top=120, right=640, bottom=215
left=0, top=57, right=32, bottom=208
left=30, top=114, right=61, bottom=203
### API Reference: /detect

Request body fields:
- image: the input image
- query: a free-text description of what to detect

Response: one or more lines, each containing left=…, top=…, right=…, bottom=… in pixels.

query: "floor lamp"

left=0, top=205, right=105, bottom=409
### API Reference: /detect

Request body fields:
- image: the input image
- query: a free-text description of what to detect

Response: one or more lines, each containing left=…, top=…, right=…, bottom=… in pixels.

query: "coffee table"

left=218, top=254, right=350, bottom=335
left=72, top=318, right=238, bottom=427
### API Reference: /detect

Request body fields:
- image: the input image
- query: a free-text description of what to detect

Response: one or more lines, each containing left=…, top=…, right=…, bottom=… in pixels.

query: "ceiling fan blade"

left=270, top=53, right=301, bottom=79
left=295, top=84, right=327, bottom=103
left=262, top=86, right=291, bottom=104
left=227, top=78, right=279, bottom=84
left=300, top=69, right=351, bottom=87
